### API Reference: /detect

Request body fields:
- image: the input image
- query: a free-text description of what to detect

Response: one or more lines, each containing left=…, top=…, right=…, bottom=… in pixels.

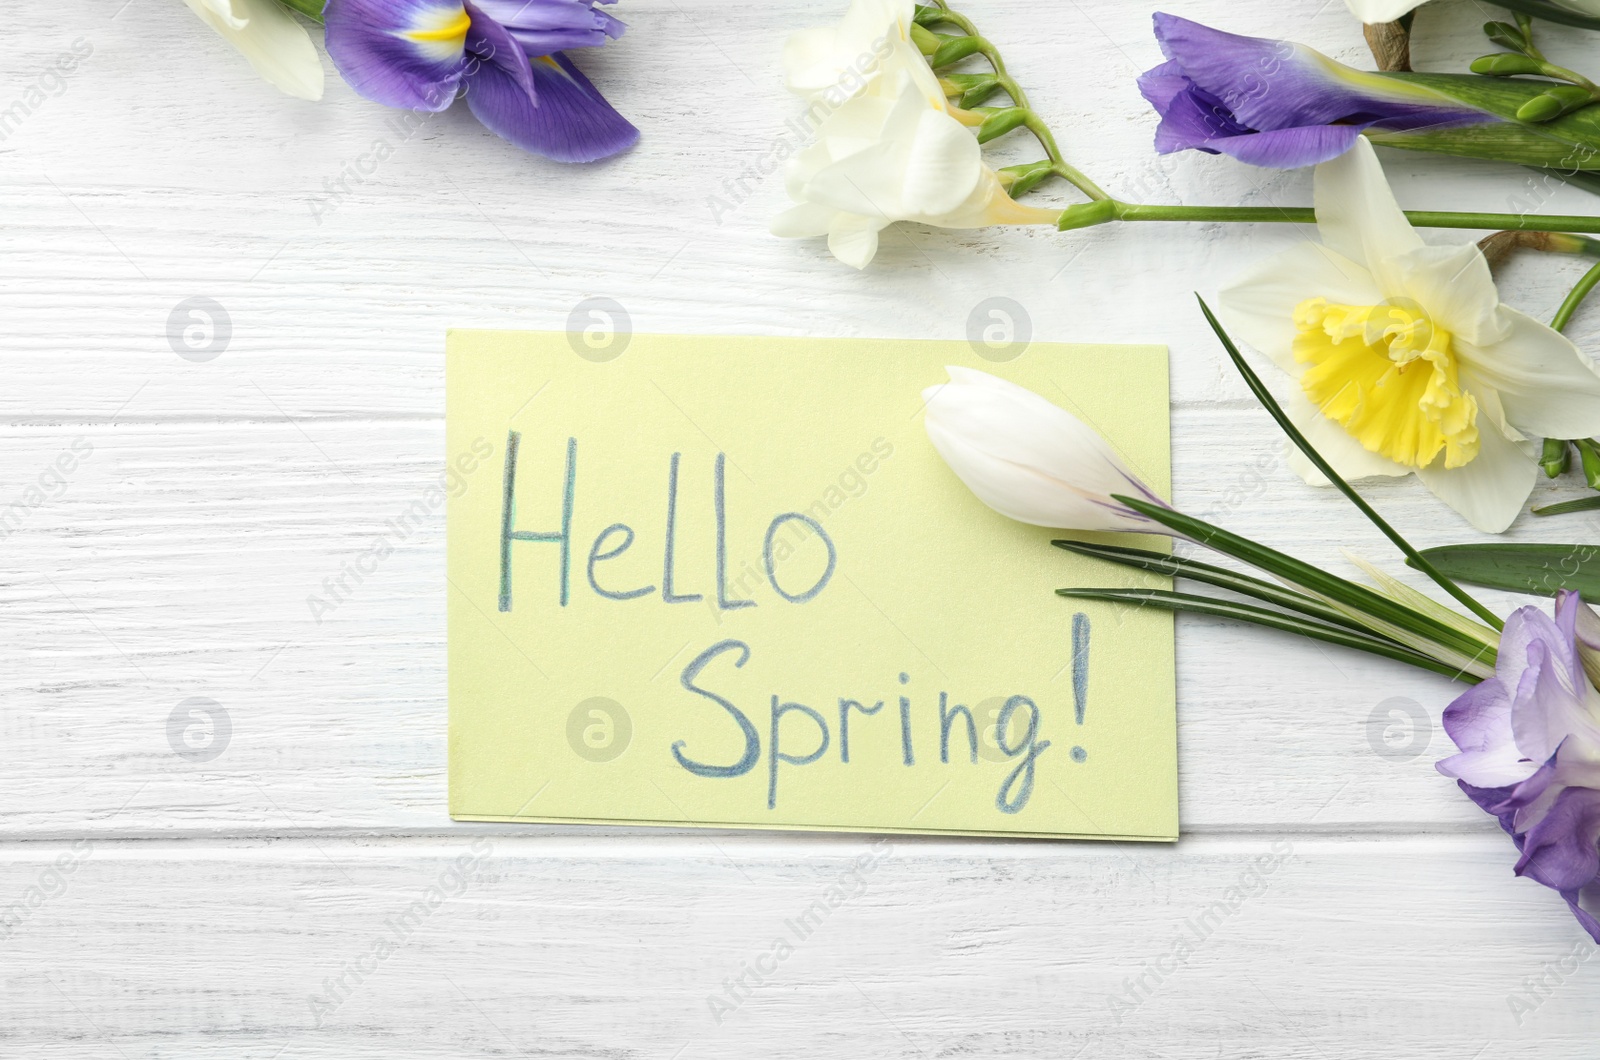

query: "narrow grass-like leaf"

left=1114, top=494, right=1499, bottom=666
left=1412, top=543, right=1600, bottom=599
left=1051, top=540, right=1375, bottom=634
left=1533, top=495, right=1600, bottom=516
left=1056, top=588, right=1476, bottom=681
left=1195, top=296, right=1505, bottom=631
left=1343, top=552, right=1501, bottom=649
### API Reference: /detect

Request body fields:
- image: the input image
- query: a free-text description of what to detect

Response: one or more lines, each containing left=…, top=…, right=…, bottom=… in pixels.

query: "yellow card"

left=447, top=332, right=1177, bottom=841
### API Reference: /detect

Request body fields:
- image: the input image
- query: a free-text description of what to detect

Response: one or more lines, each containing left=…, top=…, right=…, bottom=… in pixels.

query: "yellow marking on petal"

left=406, top=7, right=471, bottom=45
left=1293, top=296, right=1480, bottom=470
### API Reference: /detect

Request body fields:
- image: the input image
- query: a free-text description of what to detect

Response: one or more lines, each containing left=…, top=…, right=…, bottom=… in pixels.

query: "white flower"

left=771, top=0, right=1057, bottom=269
left=1219, top=137, right=1600, bottom=533
left=1343, top=0, right=1427, bottom=23
left=922, top=366, right=1167, bottom=532
left=783, top=0, right=910, bottom=103
left=184, top=0, right=324, bottom=100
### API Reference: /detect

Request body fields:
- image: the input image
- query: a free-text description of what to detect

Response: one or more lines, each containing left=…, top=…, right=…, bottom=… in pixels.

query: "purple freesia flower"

left=1438, top=591, right=1600, bottom=941
left=323, top=0, right=636, bottom=162
left=1138, top=13, right=1495, bottom=168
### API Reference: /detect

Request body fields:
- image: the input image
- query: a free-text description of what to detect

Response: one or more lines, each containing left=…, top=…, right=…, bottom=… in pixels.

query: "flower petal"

left=1282, top=390, right=1411, bottom=484
left=1455, top=306, right=1600, bottom=442
left=324, top=0, right=470, bottom=110
left=1344, top=0, right=1426, bottom=22
left=1413, top=415, right=1536, bottom=533
left=1218, top=242, right=1383, bottom=375
left=826, top=214, right=887, bottom=269
left=465, top=50, right=638, bottom=162
left=1515, top=784, right=1600, bottom=894
left=472, top=0, right=625, bottom=55
left=1313, top=137, right=1424, bottom=285
left=1437, top=676, right=1536, bottom=789
left=185, top=0, right=325, bottom=100
left=1390, top=242, right=1503, bottom=347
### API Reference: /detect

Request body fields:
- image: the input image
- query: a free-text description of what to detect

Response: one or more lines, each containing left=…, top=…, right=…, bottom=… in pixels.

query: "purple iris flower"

left=324, top=0, right=636, bottom=162
left=1138, top=13, right=1495, bottom=168
left=1438, top=591, right=1600, bottom=942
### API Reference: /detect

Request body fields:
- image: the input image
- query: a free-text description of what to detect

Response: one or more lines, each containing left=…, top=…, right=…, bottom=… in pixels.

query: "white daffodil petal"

left=185, top=0, right=324, bottom=100
left=1455, top=306, right=1600, bottom=441
left=1283, top=390, right=1412, bottom=485
left=1344, top=0, right=1427, bottom=22
left=1393, top=243, right=1504, bottom=346
left=1218, top=242, right=1382, bottom=375
left=1313, top=138, right=1423, bottom=287
left=1415, top=422, right=1537, bottom=533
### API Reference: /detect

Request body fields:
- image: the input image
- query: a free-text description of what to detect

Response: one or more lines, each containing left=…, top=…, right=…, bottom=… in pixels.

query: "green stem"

left=1062, top=200, right=1600, bottom=234
left=922, top=6, right=1108, bottom=201
left=1551, top=258, right=1600, bottom=331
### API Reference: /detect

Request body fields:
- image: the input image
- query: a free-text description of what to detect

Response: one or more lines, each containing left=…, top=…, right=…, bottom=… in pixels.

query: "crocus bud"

left=922, top=366, right=1169, bottom=533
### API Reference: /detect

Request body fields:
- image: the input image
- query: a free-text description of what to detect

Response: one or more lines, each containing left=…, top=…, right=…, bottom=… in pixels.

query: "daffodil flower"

left=771, top=0, right=1056, bottom=269
left=1220, top=138, right=1600, bottom=532
left=323, top=0, right=636, bottom=162
left=183, top=0, right=324, bottom=100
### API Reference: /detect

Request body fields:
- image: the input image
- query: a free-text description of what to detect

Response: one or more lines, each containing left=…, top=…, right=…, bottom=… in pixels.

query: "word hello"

left=499, top=434, right=839, bottom=611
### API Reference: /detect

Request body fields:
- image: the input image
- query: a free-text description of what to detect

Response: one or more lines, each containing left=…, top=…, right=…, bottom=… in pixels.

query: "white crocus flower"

left=922, top=367, right=1169, bottom=532
left=184, top=0, right=325, bottom=100
left=1220, top=138, right=1600, bottom=533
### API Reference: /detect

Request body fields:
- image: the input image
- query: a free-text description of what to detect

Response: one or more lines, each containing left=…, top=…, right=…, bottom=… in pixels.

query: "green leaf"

left=1056, top=588, right=1477, bottom=681
left=1533, top=495, right=1600, bottom=516
left=1051, top=540, right=1376, bottom=634
left=1412, top=543, right=1600, bottom=598
left=1113, top=494, right=1499, bottom=670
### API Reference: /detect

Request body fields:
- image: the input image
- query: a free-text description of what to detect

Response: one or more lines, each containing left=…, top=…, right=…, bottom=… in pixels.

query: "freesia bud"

left=922, top=367, right=1169, bottom=533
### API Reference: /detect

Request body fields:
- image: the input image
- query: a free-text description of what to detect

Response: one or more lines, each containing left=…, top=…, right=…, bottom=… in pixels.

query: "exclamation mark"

left=1071, top=612, right=1090, bottom=763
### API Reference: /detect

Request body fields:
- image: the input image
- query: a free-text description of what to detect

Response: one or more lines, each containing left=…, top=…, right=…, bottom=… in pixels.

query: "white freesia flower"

left=783, top=0, right=909, bottom=103
left=922, top=366, right=1168, bottom=532
left=772, top=0, right=1056, bottom=269
left=184, top=0, right=324, bottom=100
left=1219, top=138, right=1600, bottom=533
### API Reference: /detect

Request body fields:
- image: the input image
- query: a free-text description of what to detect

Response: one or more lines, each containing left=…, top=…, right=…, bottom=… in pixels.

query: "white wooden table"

left=5, top=0, right=1600, bottom=1055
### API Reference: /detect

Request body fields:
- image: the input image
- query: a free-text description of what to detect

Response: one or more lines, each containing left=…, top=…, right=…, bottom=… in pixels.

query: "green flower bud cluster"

left=1469, top=16, right=1600, bottom=123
